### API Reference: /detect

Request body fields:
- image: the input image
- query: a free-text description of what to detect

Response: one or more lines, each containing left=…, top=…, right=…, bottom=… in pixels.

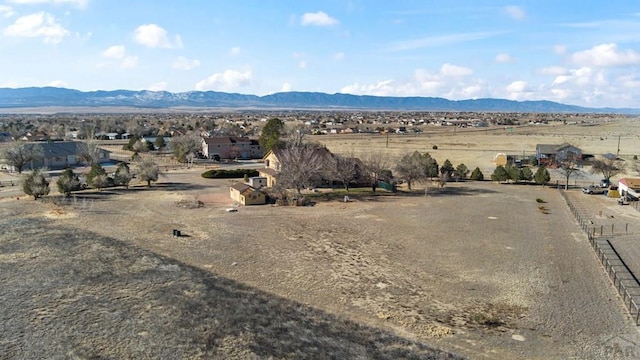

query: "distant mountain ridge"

left=0, top=87, right=637, bottom=113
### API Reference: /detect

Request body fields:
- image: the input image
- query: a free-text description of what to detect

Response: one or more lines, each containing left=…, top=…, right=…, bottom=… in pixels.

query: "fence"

left=560, top=190, right=640, bottom=325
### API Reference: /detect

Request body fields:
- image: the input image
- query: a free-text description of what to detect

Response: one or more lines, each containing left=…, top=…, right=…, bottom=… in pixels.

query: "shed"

left=229, top=183, right=266, bottom=205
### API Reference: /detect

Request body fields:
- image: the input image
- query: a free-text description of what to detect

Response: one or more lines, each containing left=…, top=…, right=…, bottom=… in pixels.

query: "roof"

left=536, top=143, right=580, bottom=153
left=258, top=167, right=278, bottom=176
left=203, top=136, right=252, bottom=145
left=619, top=178, right=640, bottom=190
left=24, top=141, right=110, bottom=157
left=230, top=182, right=262, bottom=196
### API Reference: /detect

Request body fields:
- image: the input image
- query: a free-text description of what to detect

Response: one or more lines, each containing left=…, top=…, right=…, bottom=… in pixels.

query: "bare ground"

left=2, top=167, right=639, bottom=359
left=2, top=118, right=640, bottom=359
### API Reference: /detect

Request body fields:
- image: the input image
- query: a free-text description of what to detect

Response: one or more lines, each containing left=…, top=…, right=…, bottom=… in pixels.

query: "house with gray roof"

left=535, top=143, right=582, bottom=167
left=23, top=141, right=111, bottom=170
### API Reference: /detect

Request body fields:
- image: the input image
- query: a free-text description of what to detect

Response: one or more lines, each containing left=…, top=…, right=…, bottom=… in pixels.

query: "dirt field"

left=2, top=117, right=640, bottom=359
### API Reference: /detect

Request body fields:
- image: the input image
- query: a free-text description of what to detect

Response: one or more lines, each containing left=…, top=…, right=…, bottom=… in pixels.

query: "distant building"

left=535, top=143, right=582, bottom=166
left=201, top=136, right=263, bottom=160
left=0, top=132, right=13, bottom=142
left=4, top=141, right=111, bottom=171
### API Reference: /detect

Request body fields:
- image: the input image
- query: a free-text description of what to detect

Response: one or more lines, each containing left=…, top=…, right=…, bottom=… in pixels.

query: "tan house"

left=229, top=183, right=266, bottom=205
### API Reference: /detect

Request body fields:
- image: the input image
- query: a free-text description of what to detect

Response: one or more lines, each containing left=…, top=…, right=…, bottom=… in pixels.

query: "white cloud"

left=553, top=44, right=567, bottom=55
left=301, top=11, right=338, bottom=26
left=506, top=80, right=534, bottom=100
left=440, top=63, right=472, bottom=77
left=173, top=56, right=200, bottom=70
left=504, top=6, right=525, bottom=20
left=101, top=45, right=137, bottom=68
left=230, top=47, right=241, bottom=56
left=7, top=0, right=87, bottom=7
left=333, top=52, right=345, bottom=60
left=147, top=81, right=168, bottom=91
left=121, top=56, right=138, bottom=69
left=280, top=83, right=292, bottom=92
left=48, top=79, right=68, bottom=87
left=3, top=11, right=69, bottom=43
left=495, top=53, right=513, bottom=63
left=540, top=66, right=567, bottom=76
left=0, top=5, right=15, bottom=18
left=572, top=43, right=640, bottom=67
left=102, top=45, right=125, bottom=59
left=195, top=69, right=252, bottom=91
left=389, top=31, right=501, bottom=51
left=134, top=24, right=182, bottom=49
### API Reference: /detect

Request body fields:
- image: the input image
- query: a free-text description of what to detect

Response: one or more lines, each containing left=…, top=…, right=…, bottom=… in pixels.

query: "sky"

left=2, top=1, right=640, bottom=108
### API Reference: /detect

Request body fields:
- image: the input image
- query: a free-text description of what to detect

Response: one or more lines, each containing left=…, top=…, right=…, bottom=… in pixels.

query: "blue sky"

left=2, top=1, right=640, bottom=108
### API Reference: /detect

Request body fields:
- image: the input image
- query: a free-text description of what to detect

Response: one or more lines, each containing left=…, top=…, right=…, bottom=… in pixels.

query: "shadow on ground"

left=0, top=216, right=463, bottom=360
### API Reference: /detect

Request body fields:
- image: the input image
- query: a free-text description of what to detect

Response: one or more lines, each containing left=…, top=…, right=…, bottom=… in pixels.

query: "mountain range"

left=0, top=87, right=637, bottom=114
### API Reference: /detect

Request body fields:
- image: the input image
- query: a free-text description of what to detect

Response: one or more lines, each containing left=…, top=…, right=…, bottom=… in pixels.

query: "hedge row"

left=201, top=169, right=259, bottom=179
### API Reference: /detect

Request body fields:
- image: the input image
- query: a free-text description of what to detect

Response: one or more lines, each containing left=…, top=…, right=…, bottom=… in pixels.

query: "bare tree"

left=590, top=157, right=625, bottom=181
left=557, top=156, right=582, bottom=190
left=361, top=151, right=392, bottom=192
left=1, top=142, right=41, bottom=173
left=77, top=141, right=103, bottom=166
left=276, top=138, right=328, bottom=194
left=326, top=151, right=360, bottom=191
left=135, top=157, right=160, bottom=187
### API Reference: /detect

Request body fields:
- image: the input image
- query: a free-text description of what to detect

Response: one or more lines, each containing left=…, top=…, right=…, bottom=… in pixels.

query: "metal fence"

left=560, top=190, right=640, bottom=325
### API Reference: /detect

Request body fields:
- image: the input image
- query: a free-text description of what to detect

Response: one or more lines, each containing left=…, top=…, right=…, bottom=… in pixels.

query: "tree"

left=491, top=165, right=509, bottom=183
left=275, top=142, right=327, bottom=194
left=171, top=133, right=201, bottom=162
left=132, top=139, right=150, bottom=153
left=86, top=163, right=107, bottom=188
left=423, top=153, right=439, bottom=179
left=22, top=168, right=50, bottom=200
left=470, top=167, right=484, bottom=181
left=154, top=135, right=166, bottom=151
left=521, top=167, right=533, bottom=182
left=56, top=168, right=81, bottom=197
left=534, top=166, right=551, bottom=186
left=92, top=174, right=109, bottom=192
left=136, top=157, right=160, bottom=187
left=259, top=118, right=286, bottom=154
left=395, top=151, right=428, bottom=190
left=454, top=163, right=469, bottom=181
left=326, top=152, right=360, bottom=191
left=361, top=151, right=392, bottom=192
left=440, top=159, right=454, bottom=180
left=590, top=157, right=625, bottom=181
left=557, top=157, right=581, bottom=190
left=77, top=141, right=104, bottom=166
left=113, top=162, right=132, bottom=188
left=507, top=165, right=522, bottom=183
left=1, top=142, right=41, bottom=173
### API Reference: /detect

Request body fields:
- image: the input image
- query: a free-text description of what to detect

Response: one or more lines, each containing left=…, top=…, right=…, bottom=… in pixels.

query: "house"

left=535, top=143, right=582, bottom=166
left=248, top=176, right=267, bottom=188
left=618, top=178, right=640, bottom=200
left=16, top=141, right=111, bottom=171
left=201, top=136, right=263, bottom=160
left=229, top=183, right=266, bottom=205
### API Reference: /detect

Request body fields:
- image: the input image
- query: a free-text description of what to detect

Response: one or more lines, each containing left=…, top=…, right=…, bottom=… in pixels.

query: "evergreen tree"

left=259, top=118, right=286, bottom=154
left=470, top=167, right=484, bottom=181
left=534, top=166, right=551, bottom=185
left=491, top=165, right=509, bottom=183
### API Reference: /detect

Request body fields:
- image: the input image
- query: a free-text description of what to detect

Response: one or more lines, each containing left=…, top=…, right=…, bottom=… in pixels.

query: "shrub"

left=201, top=169, right=259, bottom=179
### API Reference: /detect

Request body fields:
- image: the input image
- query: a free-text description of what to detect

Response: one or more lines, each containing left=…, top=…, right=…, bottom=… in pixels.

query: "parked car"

left=600, top=179, right=611, bottom=188
left=582, top=185, right=605, bottom=195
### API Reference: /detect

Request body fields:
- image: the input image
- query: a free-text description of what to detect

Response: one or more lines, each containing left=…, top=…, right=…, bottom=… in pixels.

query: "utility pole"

left=617, top=135, right=621, bottom=158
